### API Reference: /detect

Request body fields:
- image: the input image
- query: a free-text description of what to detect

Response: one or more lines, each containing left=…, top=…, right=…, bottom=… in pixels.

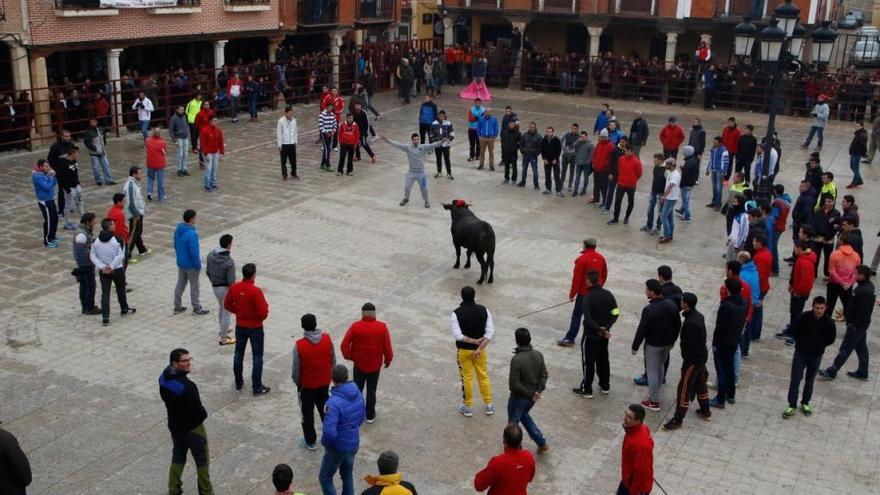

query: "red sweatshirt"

left=621, top=423, right=653, bottom=495
left=659, top=124, right=684, bottom=151
left=592, top=141, right=614, bottom=173
left=107, top=203, right=129, bottom=245
left=569, top=248, right=608, bottom=299
left=338, top=122, right=360, bottom=146
left=341, top=316, right=393, bottom=373
left=224, top=279, right=269, bottom=328
left=473, top=446, right=535, bottom=495
left=145, top=136, right=167, bottom=170
left=616, top=155, right=644, bottom=188
left=790, top=250, right=817, bottom=297
left=194, top=108, right=214, bottom=130
left=199, top=124, right=225, bottom=155
left=753, top=247, right=772, bottom=294
left=722, top=126, right=741, bottom=155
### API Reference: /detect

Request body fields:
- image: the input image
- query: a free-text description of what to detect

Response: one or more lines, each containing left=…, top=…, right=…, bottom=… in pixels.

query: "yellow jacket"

left=362, top=473, right=417, bottom=495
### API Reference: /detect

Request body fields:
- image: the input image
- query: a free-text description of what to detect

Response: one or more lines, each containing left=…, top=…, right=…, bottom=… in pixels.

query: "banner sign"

left=100, top=0, right=179, bottom=7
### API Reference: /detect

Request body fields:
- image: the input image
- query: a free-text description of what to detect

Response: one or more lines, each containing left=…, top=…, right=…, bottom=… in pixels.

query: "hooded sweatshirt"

left=362, top=473, right=417, bottom=495
left=32, top=166, right=56, bottom=202
left=321, top=381, right=365, bottom=451
left=292, top=329, right=336, bottom=389
left=387, top=139, right=444, bottom=174
left=173, top=222, right=201, bottom=270
left=829, top=245, right=861, bottom=288
left=681, top=146, right=699, bottom=187
left=688, top=125, right=706, bottom=156
left=158, top=365, right=208, bottom=437
left=205, top=247, right=235, bottom=287
left=790, top=250, right=817, bottom=297
left=90, top=230, right=125, bottom=270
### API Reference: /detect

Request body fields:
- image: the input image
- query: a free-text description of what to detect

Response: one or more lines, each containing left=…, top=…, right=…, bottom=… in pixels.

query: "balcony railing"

left=356, top=0, right=394, bottom=20
left=298, top=0, right=339, bottom=25
left=533, top=0, right=578, bottom=13
left=715, top=0, right=765, bottom=18
left=224, top=0, right=269, bottom=4
left=55, top=0, right=200, bottom=7
left=615, top=0, right=655, bottom=16
left=468, top=0, right=502, bottom=8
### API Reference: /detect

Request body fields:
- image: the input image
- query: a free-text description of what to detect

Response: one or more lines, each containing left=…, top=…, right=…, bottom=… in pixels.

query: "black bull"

left=442, top=202, right=495, bottom=284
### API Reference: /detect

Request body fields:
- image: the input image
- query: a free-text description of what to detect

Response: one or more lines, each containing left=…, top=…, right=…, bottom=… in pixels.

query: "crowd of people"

left=12, top=38, right=880, bottom=495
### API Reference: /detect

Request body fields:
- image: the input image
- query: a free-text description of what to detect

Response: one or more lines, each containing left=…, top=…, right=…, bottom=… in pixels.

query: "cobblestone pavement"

left=1, top=87, right=879, bottom=495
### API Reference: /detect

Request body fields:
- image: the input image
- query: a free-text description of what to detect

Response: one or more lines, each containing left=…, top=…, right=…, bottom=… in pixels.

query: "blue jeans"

left=679, top=186, right=692, bottom=220
left=204, top=153, right=219, bottom=189
left=507, top=398, right=546, bottom=448
left=248, top=96, right=258, bottom=118
left=573, top=163, right=591, bottom=195
left=233, top=326, right=264, bottom=392
left=563, top=294, right=584, bottom=342
left=850, top=154, right=863, bottom=184
left=787, top=350, right=821, bottom=408
left=519, top=153, right=539, bottom=188
left=139, top=119, right=150, bottom=140
left=710, top=171, right=724, bottom=207
left=771, top=230, right=782, bottom=274
left=319, top=447, right=357, bottom=495
left=645, top=192, right=660, bottom=229
left=660, top=198, right=677, bottom=238
left=147, top=168, right=165, bottom=200
left=803, top=126, right=824, bottom=147
left=176, top=137, right=189, bottom=173
left=90, top=154, right=113, bottom=183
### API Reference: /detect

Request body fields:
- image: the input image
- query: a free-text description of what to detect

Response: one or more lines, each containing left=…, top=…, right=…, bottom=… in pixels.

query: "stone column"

left=268, top=38, right=281, bottom=64
left=664, top=31, right=679, bottom=68
left=106, top=48, right=124, bottom=131
left=331, top=31, right=344, bottom=88
left=29, top=53, right=52, bottom=140
left=214, top=40, right=228, bottom=69
left=587, top=26, right=603, bottom=59
left=8, top=44, right=31, bottom=95
left=443, top=17, right=454, bottom=47
left=509, top=20, right=527, bottom=87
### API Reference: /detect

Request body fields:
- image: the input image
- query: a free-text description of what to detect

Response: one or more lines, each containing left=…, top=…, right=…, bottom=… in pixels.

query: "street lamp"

left=760, top=19, right=786, bottom=62
left=811, top=20, right=837, bottom=65
left=774, top=0, right=801, bottom=37
left=789, top=23, right=807, bottom=60
left=734, top=17, right=758, bottom=58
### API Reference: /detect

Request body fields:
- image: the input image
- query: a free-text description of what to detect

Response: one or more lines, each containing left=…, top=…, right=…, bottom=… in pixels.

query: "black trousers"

left=99, top=268, right=128, bottom=319
left=735, top=156, right=752, bottom=184
left=337, top=144, right=355, bottom=173
left=356, top=135, right=374, bottom=159
left=714, top=345, right=738, bottom=403
left=544, top=161, right=561, bottom=192
left=673, top=363, right=709, bottom=421
left=128, top=215, right=146, bottom=255
left=189, top=123, right=199, bottom=150
left=502, top=151, right=518, bottom=182
left=298, top=385, right=329, bottom=446
left=815, top=241, right=834, bottom=277
left=580, top=337, right=609, bottom=392
left=826, top=282, right=852, bottom=316
left=419, top=123, right=432, bottom=144
left=435, top=147, right=451, bottom=174
left=353, top=366, right=380, bottom=420
left=662, top=149, right=678, bottom=160
left=78, top=266, right=96, bottom=312
left=468, top=128, right=479, bottom=159
left=593, top=172, right=609, bottom=203
left=280, top=144, right=297, bottom=178
left=321, top=133, right=333, bottom=167
left=724, top=154, right=737, bottom=180
left=613, top=186, right=635, bottom=221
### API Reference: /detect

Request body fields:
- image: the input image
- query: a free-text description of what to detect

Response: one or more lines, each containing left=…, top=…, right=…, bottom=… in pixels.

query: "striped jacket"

left=319, top=110, right=337, bottom=135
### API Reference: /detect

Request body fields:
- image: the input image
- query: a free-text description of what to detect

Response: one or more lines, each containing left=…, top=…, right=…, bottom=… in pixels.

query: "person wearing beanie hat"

left=341, top=303, right=394, bottom=423
left=659, top=117, right=685, bottom=160
left=292, top=313, right=336, bottom=450
left=362, top=450, right=418, bottom=495
left=451, top=286, right=497, bottom=417
left=599, top=128, right=609, bottom=138
left=678, top=145, right=700, bottom=222
left=803, top=94, right=829, bottom=151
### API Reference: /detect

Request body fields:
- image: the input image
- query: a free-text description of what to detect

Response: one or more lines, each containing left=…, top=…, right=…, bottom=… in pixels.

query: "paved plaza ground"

left=1, top=87, right=879, bottom=495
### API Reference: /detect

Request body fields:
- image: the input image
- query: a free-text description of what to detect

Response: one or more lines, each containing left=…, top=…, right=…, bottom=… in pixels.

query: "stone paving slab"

left=0, top=87, right=878, bottom=494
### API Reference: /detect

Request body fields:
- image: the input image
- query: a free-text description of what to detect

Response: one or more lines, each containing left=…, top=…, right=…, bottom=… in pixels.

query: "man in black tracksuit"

left=663, top=292, right=711, bottom=430
left=573, top=271, right=619, bottom=397
left=709, top=278, right=748, bottom=408
left=159, top=347, right=213, bottom=495
left=820, top=266, right=876, bottom=380
left=784, top=296, right=836, bottom=418
left=736, top=124, right=758, bottom=185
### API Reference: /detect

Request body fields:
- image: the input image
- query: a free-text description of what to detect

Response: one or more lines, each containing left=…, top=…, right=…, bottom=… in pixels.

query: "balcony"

left=614, top=0, right=656, bottom=16
left=298, top=0, right=339, bottom=26
left=151, top=0, right=202, bottom=15
left=356, top=1, right=394, bottom=22
left=467, top=0, right=502, bottom=8
left=533, top=0, right=579, bottom=14
left=224, top=0, right=270, bottom=12
left=54, top=0, right=118, bottom=17
left=715, top=0, right=765, bottom=19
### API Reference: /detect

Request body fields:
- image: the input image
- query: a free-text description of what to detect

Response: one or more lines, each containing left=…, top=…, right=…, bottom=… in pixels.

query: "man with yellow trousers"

left=450, top=285, right=496, bottom=417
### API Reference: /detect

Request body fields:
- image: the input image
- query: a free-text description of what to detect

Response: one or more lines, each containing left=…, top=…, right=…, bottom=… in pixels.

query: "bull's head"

left=442, top=199, right=472, bottom=211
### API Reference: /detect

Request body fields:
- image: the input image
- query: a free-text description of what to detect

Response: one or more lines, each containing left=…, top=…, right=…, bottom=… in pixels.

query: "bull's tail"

left=482, top=227, right=495, bottom=283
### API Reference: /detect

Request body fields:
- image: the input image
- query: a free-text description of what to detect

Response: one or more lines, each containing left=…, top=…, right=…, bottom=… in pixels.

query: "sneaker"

left=425, top=202, right=430, bottom=209
left=846, top=371, right=869, bottom=381
left=696, top=409, right=712, bottom=421
left=366, top=416, right=376, bottom=424
left=639, top=225, right=652, bottom=232
left=336, top=172, right=342, bottom=176
left=204, top=187, right=213, bottom=192
left=607, top=219, right=619, bottom=225
left=633, top=375, right=648, bottom=386
left=447, top=174, right=454, bottom=180
left=536, top=444, right=550, bottom=454
left=623, top=218, right=630, bottom=225
left=782, top=406, right=797, bottom=419
left=46, top=241, right=58, bottom=249
left=141, top=248, right=152, bottom=257
left=800, top=403, right=812, bottom=416
left=774, top=330, right=790, bottom=339
left=173, top=306, right=187, bottom=314
left=283, top=176, right=289, bottom=182
left=253, top=386, right=271, bottom=396
left=457, top=404, right=474, bottom=417
left=346, top=172, right=354, bottom=176
left=485, top=403, right=496, bottom=416
left=121, top=308, right=136, bottom=316
left=102, top=318, right=109, bottom=326
left=727, top=397, right=736, bottom=405
left=82, top=307, right=101, bottom=316
left=399, top=199, right=409, bottom=206
left=557, top=339, right=575, bottom=347
left=147, top=193, right=153, bottom=201
left=600, top=386, right=610, bottom=394
left=817, top=369, right=835, bottom=381
left=299, top=437, right=318, bottom=451
left=708, top=398, right=725, bottom=409
left=681, top=218, right=691, bottom=223
left=542, top=190, right=551, bottom=195
left=640, top=399, right=660, bottom=411
left=96, top=181, right=104, bottom=186
left=218, top=336, right=236, bottom=346
left=435, top=172, right=442, bottom=178
left=571, top=388, right=593, bottom=399
left=192, top=308, right=210, bottom=316
left=661, top=419, right=682, bottom=431
left=785, top=338, right=795, bottom=346
left=129, top=257, right=140, bottom=264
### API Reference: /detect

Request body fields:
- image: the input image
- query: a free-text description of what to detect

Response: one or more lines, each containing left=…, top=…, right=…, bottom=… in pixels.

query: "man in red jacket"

left=659, top=116, right=685, bottom=159
left=107, top=192, right=129, bottom=247
left=559, top=239, right=608, bottom=346
left=474, top=425, right=535, bottom=494
left=608, top=145, right=643, bottom=225
left=341, top=302, right=393, bottom=423
left=224, top=263, right=270, bottom=396
left=292, top=313, right=335, bottom=450
left=194, top=102, right=214, bottom=169
left=620, top=403, right=653, bottom=495
left=752, top=234, right=772, bottom=341
left=589, top=131, right=614, bottom=205
left=779, top=241, right=818, bottom=342
left=721, top=117, right=741, bottom=180
left=336, top=113, right=360, bottom=177
left=199, top=116, right=225, bottom=192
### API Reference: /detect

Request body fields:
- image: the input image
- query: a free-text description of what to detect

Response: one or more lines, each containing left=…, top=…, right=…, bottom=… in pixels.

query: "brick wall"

left=27, top=0, right=281, bottom=47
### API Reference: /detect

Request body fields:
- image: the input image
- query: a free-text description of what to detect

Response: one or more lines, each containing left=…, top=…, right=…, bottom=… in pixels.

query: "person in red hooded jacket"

left=659, top=116, right=685, bottom=159
left=194, top=101, right=214, bottom=170
left=559, top=238, right=608, bottom=346
left=589, top=130, right=615, bottom=205
left=341, top=302, right=393, bottom=423
left=609, top=145, right=643, bottom=225
left=779, top=241, right=818, bottom=340
left=721, top=117, right=741, bottom=180
left=620, top=403, right=653, bottom=495
left=336, top=113, right=360, bottom=177
left=474, top=425, right=535, bottom=495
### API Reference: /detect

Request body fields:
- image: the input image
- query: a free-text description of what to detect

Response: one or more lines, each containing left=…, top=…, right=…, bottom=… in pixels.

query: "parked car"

left=851, top=27, right=880, bottom=67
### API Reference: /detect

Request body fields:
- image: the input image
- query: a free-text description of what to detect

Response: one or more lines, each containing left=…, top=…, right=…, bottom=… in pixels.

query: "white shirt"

left=132, top=97, right=154, bottom=121
left=90, top=236, right=125, bottom=270
left=277, top=116, right=298, bottom=146
left=664, top=169, right=681, bottom=201
left=449, top=309, right=495, bottom=342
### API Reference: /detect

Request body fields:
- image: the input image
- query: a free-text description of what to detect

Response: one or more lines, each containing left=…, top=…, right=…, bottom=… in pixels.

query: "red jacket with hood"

left=616, top=155, right=644, bottom=188
left=569, top=248, right=608, bottom=299
left=621, top=423, right=654, bottom=495
left=791, top=250, right=817, bottom=297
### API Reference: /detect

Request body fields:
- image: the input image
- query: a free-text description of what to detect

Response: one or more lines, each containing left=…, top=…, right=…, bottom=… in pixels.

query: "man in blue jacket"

left=477, top=108, right=499, bottom=171
left=173, top=209, right=209, bottom=316
left=417, top=95, right=438, bottom=144
left=319, top=364, right=365, bottom=495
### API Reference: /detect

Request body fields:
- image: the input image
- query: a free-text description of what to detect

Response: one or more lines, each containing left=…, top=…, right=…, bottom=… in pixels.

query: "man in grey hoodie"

left=560, top=123, right=581, bottom=191
left=292, top=313, right=336, bottom=450
left=381, top=133, right=447, bottom=208
left=206, top=234, right=236, bottom=345
left=572, top=131, right=594, bottom=197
